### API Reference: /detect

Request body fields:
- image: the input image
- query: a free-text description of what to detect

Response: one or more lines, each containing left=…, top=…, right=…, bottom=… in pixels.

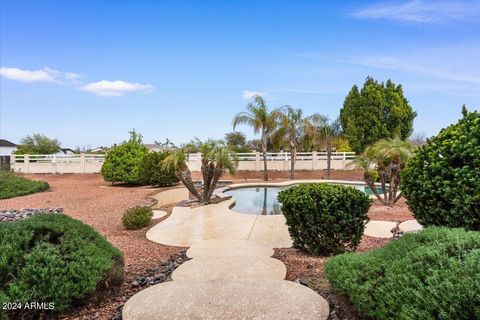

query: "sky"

left=1, top=0, right=479, bottom=149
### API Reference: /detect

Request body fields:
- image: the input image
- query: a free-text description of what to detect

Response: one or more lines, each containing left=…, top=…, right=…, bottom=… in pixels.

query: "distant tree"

left=15, top=133, right=61, bottom=154
left=340, top=77, right=416, bottom=153
left=225, top=131, right=249, bottom=153
left=232, top=95, right=282, bottom=181
left=101, top=130, right=149, bottom=185
left=409, top=132, right=427, bottom=147
left=272, top=107, right=305, bottom=179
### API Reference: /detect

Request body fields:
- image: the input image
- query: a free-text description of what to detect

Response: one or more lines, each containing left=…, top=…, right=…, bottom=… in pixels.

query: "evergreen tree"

left=340, top=77, right=416, bottom=153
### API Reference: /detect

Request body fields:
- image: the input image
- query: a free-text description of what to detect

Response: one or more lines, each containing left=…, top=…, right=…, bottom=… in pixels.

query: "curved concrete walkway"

left=125, top=184, right=424, bottom=319
left=124, top=237, right=329, bottom=319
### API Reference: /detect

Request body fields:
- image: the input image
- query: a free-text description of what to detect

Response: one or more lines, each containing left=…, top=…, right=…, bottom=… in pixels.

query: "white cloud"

left=0, top=66, right=81, bottom=83
left=1, top=67, right=54, bottom=82
left=242, top=90, right=267, bottom=100
left=352, top=0, right=480, bottom=23
left=78, top=80, right=154, bottom=96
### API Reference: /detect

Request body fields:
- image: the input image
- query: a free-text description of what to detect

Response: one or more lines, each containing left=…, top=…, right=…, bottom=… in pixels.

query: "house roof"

left=0, top=139, right=16, bottom=147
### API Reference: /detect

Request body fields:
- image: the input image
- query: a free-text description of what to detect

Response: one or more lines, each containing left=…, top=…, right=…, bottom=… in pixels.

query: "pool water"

left=225, top=184, right=383, bottom=215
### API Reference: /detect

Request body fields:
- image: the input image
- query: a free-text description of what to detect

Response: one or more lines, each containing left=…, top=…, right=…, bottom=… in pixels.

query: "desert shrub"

left=101, top=130, right=149, bottom=185
left=137, top=151, right=179, bottom=187
left=0, top=214, right=123, bottom=319
left=324, top=227, right=480, bottom=320
left=0, top=171, right=49, bottom=199
left=401, top=106, right=480, bottom=230
left=122, top=206, right=153, bottom=229
left=277, top=183, right=371, bottom=255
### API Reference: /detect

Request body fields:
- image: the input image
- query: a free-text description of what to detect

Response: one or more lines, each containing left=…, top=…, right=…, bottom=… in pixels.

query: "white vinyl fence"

left=11, top=152, right=355, bottom=174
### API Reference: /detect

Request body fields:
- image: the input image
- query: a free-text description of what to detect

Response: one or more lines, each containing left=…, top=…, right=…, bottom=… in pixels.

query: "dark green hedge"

left=0, top=214, right=123, bottom=319
left=137, top=151, right=179, bottom=187
left=122, top=206, right=153, bottom=229
left=401, top=107, right=480, bottom=230
left=278, top=183, right=371, bottom=255
left=325, top=227, right=480, bottom=320
left=0, top=171, right=49, bottom=199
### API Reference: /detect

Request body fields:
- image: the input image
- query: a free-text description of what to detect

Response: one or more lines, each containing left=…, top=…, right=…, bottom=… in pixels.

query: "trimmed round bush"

left=101, top=130, right=149, bottom=185
left=0, top=214, right=123, bottom=319
left=401, top=107, right=480, bottom=230
left=324, top=227, right=480, bottom=320
left=122, top=206, right=153, bottom=229
left=277, top=183, right=372, bottom=255
left=138, top=151, right=179, bottom=187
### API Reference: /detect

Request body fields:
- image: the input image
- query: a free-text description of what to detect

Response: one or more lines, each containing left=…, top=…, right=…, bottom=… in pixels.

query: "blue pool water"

left=225, top=184, right=382, bottom=215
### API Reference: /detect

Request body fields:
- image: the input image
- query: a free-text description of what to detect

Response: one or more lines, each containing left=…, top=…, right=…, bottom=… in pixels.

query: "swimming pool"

left=225, top=183, right=382, bottom=215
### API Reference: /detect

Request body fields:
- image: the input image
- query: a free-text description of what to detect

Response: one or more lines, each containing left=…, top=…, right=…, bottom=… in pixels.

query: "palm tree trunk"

left=290, top=146, right=296, bottom=180
left=204, top=166, right=223, bottom=203
left=365, top=175, right=385, bottom=205
left=262, top=133, right=268, bottom=181
left=326, top=139, right=332, bottom=179
left=176, top=167, right=202, bottom=202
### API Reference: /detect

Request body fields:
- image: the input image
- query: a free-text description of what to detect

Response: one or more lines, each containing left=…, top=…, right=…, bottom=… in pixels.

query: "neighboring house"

left=0, top=139, right=17, bottom=156
left=55, top=148, right=76, bottom=155
left=90, top=146, right=108, bottom=153
left=0, top=139, right=17, bottom=168
left=144, top=144, right=175, bottom=153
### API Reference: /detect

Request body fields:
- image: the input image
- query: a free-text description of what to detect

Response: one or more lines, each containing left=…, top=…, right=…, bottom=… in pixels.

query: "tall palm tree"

left=304, top=114, right=342, bottom=179
left=163, top=140, right=238, bottom=204
left=232, top=95, right=282, bottom=181
left=351, top=138, right=416, bottom=206
left=272, top=107, right=305, bottom=180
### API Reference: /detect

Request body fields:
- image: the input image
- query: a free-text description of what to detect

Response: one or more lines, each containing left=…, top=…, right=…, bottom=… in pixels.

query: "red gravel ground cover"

left=0, top=171, right=414, bottom=319
left=0, top=174, right=184, bottom=319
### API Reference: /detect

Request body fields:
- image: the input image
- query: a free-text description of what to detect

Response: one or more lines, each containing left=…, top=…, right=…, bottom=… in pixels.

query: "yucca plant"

left=352, top=138, right=416, bottom=206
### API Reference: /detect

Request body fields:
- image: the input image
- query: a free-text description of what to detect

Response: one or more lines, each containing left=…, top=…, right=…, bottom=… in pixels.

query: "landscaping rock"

left=0, top=208, right=63, bottom=222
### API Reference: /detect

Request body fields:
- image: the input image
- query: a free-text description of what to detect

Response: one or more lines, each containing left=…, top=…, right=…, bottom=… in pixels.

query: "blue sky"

left=1, top=0, right=479, bottom=149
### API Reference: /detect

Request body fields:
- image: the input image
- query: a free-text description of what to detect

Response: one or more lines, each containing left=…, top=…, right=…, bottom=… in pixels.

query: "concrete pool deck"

left=147, top=180, right=421, bottom=247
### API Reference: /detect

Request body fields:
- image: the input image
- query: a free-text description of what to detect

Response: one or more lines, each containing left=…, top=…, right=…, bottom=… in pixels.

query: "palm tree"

left=232, top=95, right=282, bottom=181
left=272, top=107, right=305, bottom=180
left=351, top=138, right=416, bottom=206
left=163, top=140, right=238, bottom=204
left=304, top=114, right=342, bottom=179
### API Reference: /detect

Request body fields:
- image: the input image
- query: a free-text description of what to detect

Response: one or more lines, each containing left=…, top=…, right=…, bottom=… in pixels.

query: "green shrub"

left=324, top=227, right=480, bottom=320
left=0, top=171, right=49, bottom=199
left=137, top=151, right=179, bottom=187
left=101, top=130, right=149, bottom=185
left=401, top=106, right=480, bottom=230
left=122, top=206, right=153, bottom=229
left=0, top=214, right=123, bottom=319
left=277, top=183, right=371, bottom=255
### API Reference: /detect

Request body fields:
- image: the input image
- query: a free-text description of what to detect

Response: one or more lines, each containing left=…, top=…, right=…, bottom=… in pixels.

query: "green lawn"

left=0, top=171, right=49, bottom=199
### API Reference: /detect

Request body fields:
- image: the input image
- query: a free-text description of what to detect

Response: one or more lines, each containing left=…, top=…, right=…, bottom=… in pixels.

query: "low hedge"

left=0, top=171, right=49, bottom=199
left=324, top=227, right=480, bottom=320
left=0, top=214, right=123, bottom=319
left=137, top=151, right=179, bottom=187
left=278, top=183, right=371, bottom=255
left=122, top=206, right=153, bottom=229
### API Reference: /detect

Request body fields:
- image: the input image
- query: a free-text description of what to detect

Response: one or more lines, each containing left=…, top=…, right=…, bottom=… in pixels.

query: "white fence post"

left=312, top=151, right=317, bottom=170
left=80, top=153, right=86, bottom=174
left=24, top=154, right=30, bottom=174
left=255, top=152, right=260, bottom=172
